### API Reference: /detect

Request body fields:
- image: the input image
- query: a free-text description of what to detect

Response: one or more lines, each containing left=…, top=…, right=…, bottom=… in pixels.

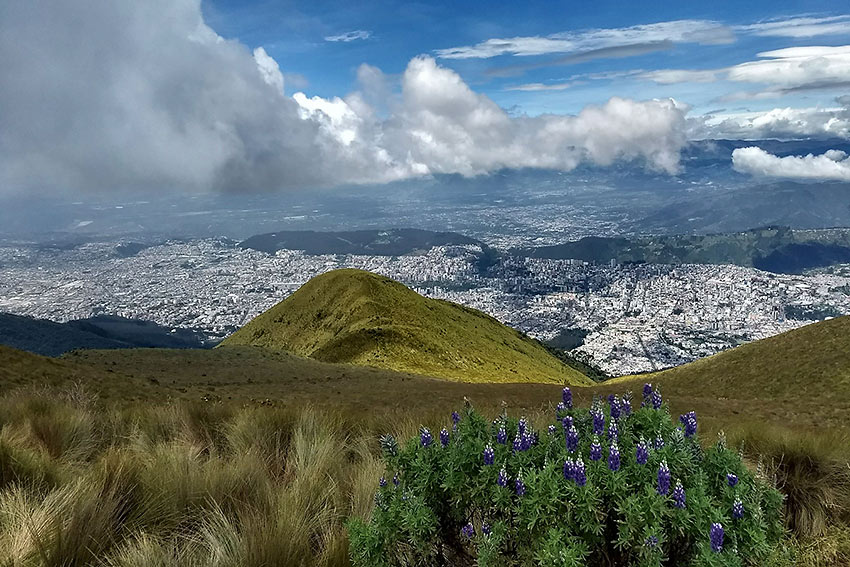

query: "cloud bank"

left=732, top=147, right=850, bottom=180
left=0, top=0, right=690, bottom=196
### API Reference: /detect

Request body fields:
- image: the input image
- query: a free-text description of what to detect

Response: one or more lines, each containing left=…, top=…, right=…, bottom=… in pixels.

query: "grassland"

left=219, top=269, right=590, bottom=385
left=2, top=316, right=850, bottom=565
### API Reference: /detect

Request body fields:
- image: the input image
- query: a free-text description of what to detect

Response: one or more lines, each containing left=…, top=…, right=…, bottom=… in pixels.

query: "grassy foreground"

left=0, top=384, right=847, bottom=567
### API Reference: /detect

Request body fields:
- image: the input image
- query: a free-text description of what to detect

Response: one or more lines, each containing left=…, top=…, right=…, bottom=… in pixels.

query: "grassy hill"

left=219, top=269, right=590, bottom=385
left=604, top=316, right=850, bottom=426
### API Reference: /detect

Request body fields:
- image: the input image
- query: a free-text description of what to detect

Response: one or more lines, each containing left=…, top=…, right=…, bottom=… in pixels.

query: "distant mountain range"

left=516, top=226, right=850, bottom=274
left=0, top=313, right=209, bottom=356
left=219, top=268, right=591, bottom=385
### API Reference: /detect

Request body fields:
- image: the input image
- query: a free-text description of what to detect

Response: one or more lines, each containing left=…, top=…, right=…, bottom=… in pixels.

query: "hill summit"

left=220, top=269, right=590, bottom=384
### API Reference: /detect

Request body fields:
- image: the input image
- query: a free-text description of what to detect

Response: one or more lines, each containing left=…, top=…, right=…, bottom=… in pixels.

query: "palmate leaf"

left=352, top=385, right=787, bottom=567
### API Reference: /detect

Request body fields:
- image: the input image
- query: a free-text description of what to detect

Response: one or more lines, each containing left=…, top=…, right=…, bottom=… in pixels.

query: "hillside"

left=219, top=269, right=590, bottom=384
left=0, top=312, right=208, bottom=356
left=516, top=226, right=850, bottom=274
left=607, top=316, right=850, bottom=406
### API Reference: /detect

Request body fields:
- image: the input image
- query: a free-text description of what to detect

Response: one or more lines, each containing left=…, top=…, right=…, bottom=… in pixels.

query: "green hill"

left=219, top=269, right=591, bottom=384
left=607, top=316, right=850, bottom=405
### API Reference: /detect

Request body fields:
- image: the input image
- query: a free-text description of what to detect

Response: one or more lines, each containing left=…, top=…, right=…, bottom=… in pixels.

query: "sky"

left=2, top=0, right=850, bottom=196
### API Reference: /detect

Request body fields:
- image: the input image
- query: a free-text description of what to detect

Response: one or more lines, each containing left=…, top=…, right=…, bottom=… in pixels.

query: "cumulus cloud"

left=699, top=101, right=850, bottom=140
left=253, top=47, right=285, bottom=94
left=0, top=0, right=691, bottom=196
left=324, top=30, right=371, bottom=42
left=436, top=20, right=733, bottom=59
left=732, top=146, right=850, bottom=180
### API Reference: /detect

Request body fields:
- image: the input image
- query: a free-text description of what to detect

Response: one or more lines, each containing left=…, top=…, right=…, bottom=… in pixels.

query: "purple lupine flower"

left=732, top=499, right=744, bottom=520
left=657, top=460, right=671, bottom=495
left=609, top=394, right=621, bottom=419
left=556, top=401, right=566, bottom=414
left=497, top=466, right=508, bottom=487
left=680, top=411, right=697, bottom=437
left=440, top=428, right=450, bottom=447
left=636, top=437, right=649, bottom=465
left=562, top=387, right=573, bottom=409
left=392, top=472, right=399, bottom=486
left=590, top=437, right=602, bottom=461
left=548, top=424, right=556, bottom=436
left=651, top=389, right=663, bottom=410
left=461, top=523, right=475, bottom=539
left=574, top=457, right=587, bottom=486
left=645, top=535, right=658, bottom=548
left=562, top=415, right=574, bottom=429
left=654, top=435, right=665, bottom=450
left=608, top=442, right=621, bottom=472
left=563, top=458, right=575, bottom=481
left=481, top=523, right=491, bottom=537
left=566, top=425, right=579, bottom=453
left=518, top=431, right=532, bottom=452
left=483, top=444, right=495, bottom=465
left=518, top=417, right=528, bottom=436
left=642, top=383, right=653, bottom=406
left=451, top=411, right=461, bottom=426
left=531, top=431, right=539, bottom=447
left=622, top=392, right=632, bottom=416
left=420, top=427, right=433, bottom=447
left=592, top=408, right=605, bottom=436
left=727, top=473, right=739, bottom=487
left=512, top=432, right=522, bottom=452
left=710, top=522, right=724, bottom=553
left=496, top=426, right=507, bottom=445
left=608, top=419, right=619, bottom=441
left=672, top=480, right=686, bottom=509
left=379, top=476, right=387, bottom=488
left=515, top=474, right=526, bottom=496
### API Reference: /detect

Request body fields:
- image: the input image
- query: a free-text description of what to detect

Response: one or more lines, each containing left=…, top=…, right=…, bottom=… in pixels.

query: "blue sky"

left=4, top=0, right=850, bottom=196
left=202, top=0, right=850, bottom=115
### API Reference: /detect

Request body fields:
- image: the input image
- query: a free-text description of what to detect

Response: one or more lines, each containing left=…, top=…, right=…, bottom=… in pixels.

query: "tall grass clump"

left=349, top=386, right=788, bottom=567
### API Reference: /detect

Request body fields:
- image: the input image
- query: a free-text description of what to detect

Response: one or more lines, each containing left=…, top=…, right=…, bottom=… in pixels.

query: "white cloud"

left=504, top=82, right=579, bottom=91
left=324, top=30, right=371, bottom=42
left=0, top=0, right=691, bottom=196
left=737, top=15, right=850, bottom=38
left=253, top=47, right=285, bottom=94
left=699, top=102, right=850, bottom=140
left=436, top=20, right=733, bottom=59
left=732, top=146, right=850, bottom=180
left=727, top=45, right=850, bottom=90
left=639, top=69, right=719, bottom=84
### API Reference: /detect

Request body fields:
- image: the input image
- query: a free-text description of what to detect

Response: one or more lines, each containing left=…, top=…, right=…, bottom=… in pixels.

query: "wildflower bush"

left=349, top=385, right=786, bottom=567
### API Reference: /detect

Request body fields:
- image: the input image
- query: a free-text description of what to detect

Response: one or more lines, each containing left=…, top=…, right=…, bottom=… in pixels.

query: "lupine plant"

left=350, top=385, right=786, bottom=567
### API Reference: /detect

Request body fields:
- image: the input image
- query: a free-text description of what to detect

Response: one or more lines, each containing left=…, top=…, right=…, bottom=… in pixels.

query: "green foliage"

left=219, top=269, right=591, bottom=384
left=351, top=392, right=786, bottom=567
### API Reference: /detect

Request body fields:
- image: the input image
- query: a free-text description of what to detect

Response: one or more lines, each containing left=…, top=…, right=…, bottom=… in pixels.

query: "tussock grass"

left=0, top=386, right=846, bottom=566
left=724, top=424, right=850, bottom=540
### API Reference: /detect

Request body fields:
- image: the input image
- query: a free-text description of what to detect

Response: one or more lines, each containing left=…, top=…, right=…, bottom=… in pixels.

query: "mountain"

left=516, top=226, right=850, bottom=274
left=0, top=312, right=209, bottom=356
left=607, top=316, right=850, bottom=402
left=238, top=228, right=487, bottom=256
left=219, top=269, right=591, bottom=384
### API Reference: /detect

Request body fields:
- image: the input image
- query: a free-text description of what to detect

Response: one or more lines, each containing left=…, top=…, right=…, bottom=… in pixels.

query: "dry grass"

left=0, top=382, right=847, bottom=566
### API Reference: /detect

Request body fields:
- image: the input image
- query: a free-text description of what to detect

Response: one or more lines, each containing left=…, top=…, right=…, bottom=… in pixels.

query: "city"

left=2, top=238, right=848, bottom=376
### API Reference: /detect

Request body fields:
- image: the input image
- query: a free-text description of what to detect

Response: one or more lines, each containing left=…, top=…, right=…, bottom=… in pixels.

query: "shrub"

left=349, top=386, right=787, bottom=567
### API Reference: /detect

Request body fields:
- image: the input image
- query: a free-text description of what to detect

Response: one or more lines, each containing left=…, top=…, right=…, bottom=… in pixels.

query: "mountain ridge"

left=219, top=268, right=591, bottom=384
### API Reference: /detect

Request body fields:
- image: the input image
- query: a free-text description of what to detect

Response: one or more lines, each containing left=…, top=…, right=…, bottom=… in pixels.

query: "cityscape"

left=2, top=238, right=848, bottom=376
